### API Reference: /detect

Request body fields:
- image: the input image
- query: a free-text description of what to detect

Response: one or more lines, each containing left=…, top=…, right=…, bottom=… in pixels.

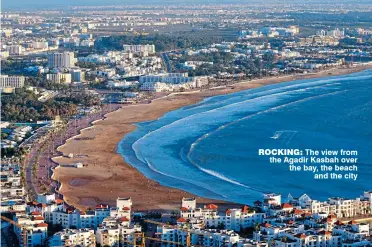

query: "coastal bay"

left=52, top=65, right=372, bottom=211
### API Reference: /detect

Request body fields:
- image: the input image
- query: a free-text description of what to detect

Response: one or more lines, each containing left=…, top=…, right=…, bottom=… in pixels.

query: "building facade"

left=46, top=73, right=72, bottom=83
left=47, top=52, right=76, bottom=68
left=0, top=75, right=25, bottom=92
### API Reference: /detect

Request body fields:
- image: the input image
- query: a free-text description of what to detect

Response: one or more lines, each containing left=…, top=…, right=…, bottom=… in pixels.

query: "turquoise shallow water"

left=118, top=70, right=372, bottom=204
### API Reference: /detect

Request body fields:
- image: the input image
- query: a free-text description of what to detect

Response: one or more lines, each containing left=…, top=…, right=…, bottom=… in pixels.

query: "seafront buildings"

left=139, top=73, right=209, bottom=91
left=2, top=187, right=371, bottom=247
left=156, top=192, right=372, bottom=247
left=48, top=228, right=96, bottom=247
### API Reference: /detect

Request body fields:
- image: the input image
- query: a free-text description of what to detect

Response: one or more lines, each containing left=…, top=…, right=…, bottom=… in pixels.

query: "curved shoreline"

left=119, top=69, right=372, bottom=204
left=52, top=65, right=372, bottom=211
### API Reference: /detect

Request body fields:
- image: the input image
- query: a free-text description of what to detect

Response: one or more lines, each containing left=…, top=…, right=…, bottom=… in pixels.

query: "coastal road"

left=161, top=52, right=172, bottom=72
left=24, top=104, right=121, bottom=201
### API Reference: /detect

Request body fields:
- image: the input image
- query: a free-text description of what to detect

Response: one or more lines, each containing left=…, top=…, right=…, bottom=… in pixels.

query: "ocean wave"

left=130, top=79, right=354, bottom=194
left=132, top=82, right=342, bottom=153
left=133, top=88, right=350, bottom=195
left=185, top=89, right=351, bottom=190
left=118, top=70, right=372, bottom=203
left=190, top=88, right=350, bottom=149
left=184, top=73, right=372, bottom=112
left=144, top=158, right=227, bottom=198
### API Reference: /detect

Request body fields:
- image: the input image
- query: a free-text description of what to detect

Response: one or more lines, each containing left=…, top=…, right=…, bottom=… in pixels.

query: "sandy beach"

left=52, top=65, right=372, bottom=212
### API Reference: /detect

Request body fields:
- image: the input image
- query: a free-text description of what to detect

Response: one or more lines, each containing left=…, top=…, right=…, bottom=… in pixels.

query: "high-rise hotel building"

left=0, top=75, right=25, bottom=92
left=47, top=52, right=76, bottom=68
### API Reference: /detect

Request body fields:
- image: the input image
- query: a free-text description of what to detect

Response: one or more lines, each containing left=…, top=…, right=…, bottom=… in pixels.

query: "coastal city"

left=1, top=1, right=372, bottom=247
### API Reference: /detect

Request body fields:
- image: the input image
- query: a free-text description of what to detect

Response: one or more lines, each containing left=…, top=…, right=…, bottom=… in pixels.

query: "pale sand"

left=52, top=65, right=372, bottom=212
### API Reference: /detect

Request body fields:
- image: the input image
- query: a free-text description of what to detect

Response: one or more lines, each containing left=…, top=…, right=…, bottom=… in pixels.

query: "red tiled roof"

left=302, top=212, right=312, bottom=217
left=295, top=233, right=306, bottom=239
left=282, top=203, right=293, bottom=209
left=66, top=207, right=75, bottom=214
left=328, top=214, right=336, bottom=219
left=318, top=230, right=331, bottom=235
left=119, top=217, right=129, bottom=222
left=33, top=216, right=44, bottom=221
left=55, top=199, right=64, bottom=204
left=241, top=205, right=249, bottom=213
left=122, top=207, right=130, bottom=211
left=37, top=223, right=48, bottom=227
left=226, top=209, right=231, bottom=215
left=180, top=207, right=188, bottom=212
left=205, top=204, right=218, bottom=210
left=260, top=223, right=271, bottom=227
left=177, top=217, right=187, bottom=223
left=31, top=211, right=42, bottom=215
left=294, top=209, right=303, bottom=215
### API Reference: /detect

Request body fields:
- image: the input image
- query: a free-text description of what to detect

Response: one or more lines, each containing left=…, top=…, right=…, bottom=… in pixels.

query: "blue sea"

left=118, top=70, right=372, bottom=204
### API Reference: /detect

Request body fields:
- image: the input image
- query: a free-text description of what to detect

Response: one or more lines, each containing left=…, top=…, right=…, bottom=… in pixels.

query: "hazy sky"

left=2, top=0, right=371, bottom=11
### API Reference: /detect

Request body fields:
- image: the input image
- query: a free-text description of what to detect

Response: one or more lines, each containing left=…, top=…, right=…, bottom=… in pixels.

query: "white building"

left=139, top=81, right=173, bottom=92
left=13, top=211, right=48, bottom=247
left=0, top=163, right=26, bottom=212
left=6, top=45, right=24, bottom=55
left=264, top=193, right=282, bottom=206
left=32, top=41, right=48, bottom=49
left=94, top=68, right=116, bottom=78
left=46, top=73, right=72, bottom=83
left=157, top=226, right=241, bottom=247
left=123, top=44, right=155, bottom=55
left=139, top=73, right=192, bottom=84
left=139, top=73, right=208, bottom=92
left=26, top=196, right=131, bottom=230
left=95, top=198, right=140, bottom=247
left=107, top=80, right=138, bottom=88
left=70, top=69, right=85, bottom=82
left=49, top=228, right=96, bottom=247
left=179, top=199, right=265, bottom=232
left=0, top=75, right=25, bottom=91
left=308, top=192, right=372, bottom=218
left=206, top=207, right=265, bottom=232
left=1, top=50, right=9, bottom=58
left=181, top=198, right=197, bottom=210
left=95, top=218, right=141, bottom=247
left=47, top=52, right=76, bottom=68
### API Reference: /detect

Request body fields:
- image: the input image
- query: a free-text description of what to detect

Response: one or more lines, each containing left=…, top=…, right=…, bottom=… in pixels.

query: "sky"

left=2, top=0, right=371, bottom=11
